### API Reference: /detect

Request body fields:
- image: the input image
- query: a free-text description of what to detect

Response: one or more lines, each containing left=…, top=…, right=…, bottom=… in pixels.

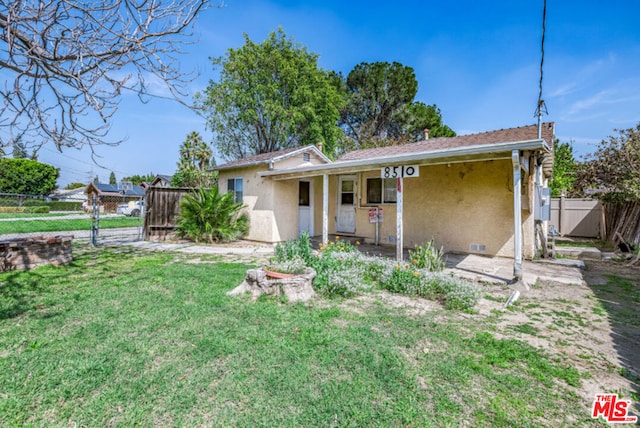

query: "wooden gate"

left=144, top=186, right=193, bottom=241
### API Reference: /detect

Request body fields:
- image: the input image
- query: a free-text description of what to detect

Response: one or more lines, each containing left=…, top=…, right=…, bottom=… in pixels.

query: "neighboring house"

left=85, top=182, right=146, bottom=212
left=49, top=187, right=86, bottom=202
left=150, top=175, right=173, bottom=187
left=213, top=123, right=556, bottom=279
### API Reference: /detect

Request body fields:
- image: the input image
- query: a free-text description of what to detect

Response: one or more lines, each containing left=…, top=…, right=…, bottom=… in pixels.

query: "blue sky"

left=39, top=0, right=640, bottom=187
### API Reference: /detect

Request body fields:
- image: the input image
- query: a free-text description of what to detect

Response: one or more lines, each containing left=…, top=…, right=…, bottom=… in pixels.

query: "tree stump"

left=228, top=267, right=316, bottom=303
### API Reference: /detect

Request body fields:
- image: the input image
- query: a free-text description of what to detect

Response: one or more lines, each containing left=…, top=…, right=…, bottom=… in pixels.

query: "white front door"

left=336, top=176, right=356, bottom=233
left=298, top=180, right=313, bottom=237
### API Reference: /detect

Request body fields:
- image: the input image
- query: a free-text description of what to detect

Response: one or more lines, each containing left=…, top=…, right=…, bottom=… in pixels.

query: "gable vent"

left=303, top=153, right=310, bottom=162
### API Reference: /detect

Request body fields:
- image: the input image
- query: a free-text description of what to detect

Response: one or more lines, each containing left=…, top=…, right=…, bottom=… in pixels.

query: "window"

left=299, top=181, right=310, bottom=206
left=366, top=178, right=397, bottom=204
left=227, top=178, right=243, bottom=203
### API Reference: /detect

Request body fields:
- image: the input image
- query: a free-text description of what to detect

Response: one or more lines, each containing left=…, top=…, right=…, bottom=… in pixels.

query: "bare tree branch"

left=0, top=0, right=217, bottom=154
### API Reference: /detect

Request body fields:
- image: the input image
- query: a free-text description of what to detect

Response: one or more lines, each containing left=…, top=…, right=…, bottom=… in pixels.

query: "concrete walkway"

left=112, top=238, right=585, bottom=287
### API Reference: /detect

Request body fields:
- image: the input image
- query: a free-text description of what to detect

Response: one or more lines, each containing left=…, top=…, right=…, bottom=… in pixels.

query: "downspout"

left=512, top=150, right=523, bottom=280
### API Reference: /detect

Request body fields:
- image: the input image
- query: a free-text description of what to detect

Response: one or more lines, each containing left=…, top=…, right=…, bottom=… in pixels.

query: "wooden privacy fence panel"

left=144, top=186, right=193, bottom=241
left=603, top=201, right=640, bottom=246
left=550, top=197, right=603, bottom=238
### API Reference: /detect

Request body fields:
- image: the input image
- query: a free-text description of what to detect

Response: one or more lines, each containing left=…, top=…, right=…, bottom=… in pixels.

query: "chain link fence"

left=0, top=192, right=145, bottom=245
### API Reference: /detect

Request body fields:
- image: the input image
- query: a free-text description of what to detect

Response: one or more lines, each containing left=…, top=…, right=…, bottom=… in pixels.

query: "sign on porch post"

left=381, top=165, right=419, bottom=261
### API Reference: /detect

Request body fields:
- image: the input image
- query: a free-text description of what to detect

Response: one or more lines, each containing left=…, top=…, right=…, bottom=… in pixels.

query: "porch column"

left=396, top=176, right=403, bottom=261
left=322, top=173, right=328, bottom=244
left=512, top=150, right=523, bottom=280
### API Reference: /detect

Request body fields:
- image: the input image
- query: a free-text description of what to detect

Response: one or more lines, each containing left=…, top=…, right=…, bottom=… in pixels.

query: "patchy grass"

left=0, top=248, right=599, bottom=426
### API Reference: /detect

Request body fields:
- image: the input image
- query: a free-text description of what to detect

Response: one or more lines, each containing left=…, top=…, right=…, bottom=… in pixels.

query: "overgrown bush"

left=271, top=234, right=482, bottom=309
left=268, top=255, right=307, bottom=275
left=273, top=232, right=314, bottom=265
left=25, top=206, right=50, bottom=213
left=409, top=239, right=446, bottom=272
left=176, top=187, right=249, bottom=243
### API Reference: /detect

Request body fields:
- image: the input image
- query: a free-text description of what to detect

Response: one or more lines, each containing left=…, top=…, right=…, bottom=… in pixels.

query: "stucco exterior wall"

left=218, top=166, right=280, bottom=242
left=219, top=157, right=536, bottom=258
left=333, top=160, right=535, bottom=258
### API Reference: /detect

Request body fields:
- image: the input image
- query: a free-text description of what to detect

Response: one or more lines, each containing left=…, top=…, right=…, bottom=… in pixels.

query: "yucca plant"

left=176, top=187, right=249, bottom=243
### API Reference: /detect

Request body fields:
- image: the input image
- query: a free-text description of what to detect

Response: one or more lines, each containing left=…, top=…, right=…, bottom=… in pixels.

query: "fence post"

left=91, top=196, right=99, bottom=246
left=559, top=193, right=566, bottom=236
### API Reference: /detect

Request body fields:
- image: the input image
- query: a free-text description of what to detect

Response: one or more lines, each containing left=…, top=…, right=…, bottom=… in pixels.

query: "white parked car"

left=116, top=200, right=144, bottom=217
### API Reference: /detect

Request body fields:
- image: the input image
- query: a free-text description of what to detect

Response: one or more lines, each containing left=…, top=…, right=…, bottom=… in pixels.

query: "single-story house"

left=150, top=175, right=173, bottom=188
left=213, top=123, right=555, bottom=279
left=85, top=182, right=146, bottom=212
left=49, top=187, right=86, bottom=202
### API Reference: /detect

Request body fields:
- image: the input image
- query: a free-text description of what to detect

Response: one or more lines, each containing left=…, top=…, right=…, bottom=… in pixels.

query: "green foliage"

left=177, top=131, right=213, bottom=172
left=339, top=61, right=455, bottom=151
left=108, top=171, right=117, bottom=185
left=176, top=187, right=249, bottom=243
left=575, top=123, right=640, bottom=202
left=172, top=132, right=217, bottom=188
left=550, top=140, right=577, bottom=197
left=272, top=234, right=479, bottom=308
left=273, top=232, right=314, bottom=266
left=0, top=158, right=59, bottom=195
left=122, top=173, right=156, bottom=186
left=12, top=138, right=28, bottom=158
left=408, top=239, right=446, bottom=272
left=268, top=255, right=307, bottom=275
left=25, top=206, right=50, bottom=213
left=21, top=200, right=82, bottom=211
left=200, top=28, right=344, bottom=160
left=64, top=182, right=86, bottom=190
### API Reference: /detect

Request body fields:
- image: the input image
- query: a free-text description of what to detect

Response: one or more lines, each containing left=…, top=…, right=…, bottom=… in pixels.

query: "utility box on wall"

left=534, top=186, right=551, bottom=221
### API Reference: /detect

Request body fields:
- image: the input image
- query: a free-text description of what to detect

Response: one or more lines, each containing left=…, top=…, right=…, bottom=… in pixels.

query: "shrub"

left=25, top=206, right=50, bottom=213
left=409, top=239, right=446, bottom=272
left=176, top=187, right=249, bottom=243
left=273, top=232, right=314, bottom=265
left=311, top=251, right=371, bottom=297
left=268, top=255, right=307, bottom=275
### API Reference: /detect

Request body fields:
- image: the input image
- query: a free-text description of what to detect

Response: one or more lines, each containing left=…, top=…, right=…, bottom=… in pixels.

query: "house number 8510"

left=381, top=165, right=419, bottom=178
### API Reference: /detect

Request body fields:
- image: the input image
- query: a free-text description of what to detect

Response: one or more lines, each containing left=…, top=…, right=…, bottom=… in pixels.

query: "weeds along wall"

left=0, top=236, right=73, bottom=272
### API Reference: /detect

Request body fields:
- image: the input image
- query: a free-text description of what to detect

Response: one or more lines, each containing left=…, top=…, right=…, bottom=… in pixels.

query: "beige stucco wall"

left=220, top=156, right=536, bottom=258
left=219, top=166, right=280, bottom=242
left=330, top=159, right=535, bottom=258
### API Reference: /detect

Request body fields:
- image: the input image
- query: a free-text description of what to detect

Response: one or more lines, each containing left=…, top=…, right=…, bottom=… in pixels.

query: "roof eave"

left=212, top=145, right=331, bottom=172
left=260, top=139, right=550, bottom=179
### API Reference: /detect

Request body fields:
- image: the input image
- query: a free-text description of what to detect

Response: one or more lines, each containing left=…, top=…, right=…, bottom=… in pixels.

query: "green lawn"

left=0, top=248, right=597, bottom=426
left=0, top=217, right=141, bottom=234
left=0, top=213, right=74, bottom=219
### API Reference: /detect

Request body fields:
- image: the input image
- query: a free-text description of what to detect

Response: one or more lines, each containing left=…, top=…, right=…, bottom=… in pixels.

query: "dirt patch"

left=339, top=260, right=639, bottom=414
left=481, top=259, right=640, bottom=411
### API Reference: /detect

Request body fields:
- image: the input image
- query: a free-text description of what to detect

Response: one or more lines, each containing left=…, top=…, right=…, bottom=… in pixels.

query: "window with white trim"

left=227, top=178, right=243, bottom=203
left=366, top=178, right=397, bottom=204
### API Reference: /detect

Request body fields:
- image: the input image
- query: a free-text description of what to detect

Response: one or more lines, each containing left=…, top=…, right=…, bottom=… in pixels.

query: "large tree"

left=0, top=0, right=214, bottom=154
left=550, top=140, right=577, bottom=197
left=575, top=123, right=640, bottom=202
left=0, top=158, right=59, bottom=195
left=200, top=28, right=344, bottom=160
left=339, top=61, right=454, bottom=151
left=172, top=131, right=216, bottom=188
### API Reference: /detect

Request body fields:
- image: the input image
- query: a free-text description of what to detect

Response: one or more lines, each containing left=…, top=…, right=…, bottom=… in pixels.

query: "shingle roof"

left=337, top=123, right=554, bottom=162
left=214, top=145, right=328, bottom=170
